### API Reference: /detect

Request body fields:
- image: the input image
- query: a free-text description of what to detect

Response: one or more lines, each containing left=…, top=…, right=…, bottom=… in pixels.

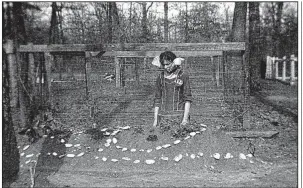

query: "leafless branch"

left=147, top=2, right=154, bottom=12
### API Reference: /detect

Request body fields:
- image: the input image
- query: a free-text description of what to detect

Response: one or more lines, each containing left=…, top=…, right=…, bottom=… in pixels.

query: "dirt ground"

left=8, top=79, right=299, bottom=188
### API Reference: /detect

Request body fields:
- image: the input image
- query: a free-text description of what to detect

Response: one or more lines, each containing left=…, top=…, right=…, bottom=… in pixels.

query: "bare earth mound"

left=41, top=120, right=258, bottom=187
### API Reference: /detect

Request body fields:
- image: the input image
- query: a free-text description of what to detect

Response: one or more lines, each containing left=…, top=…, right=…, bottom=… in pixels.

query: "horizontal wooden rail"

left=18, top=44, right=103, bottom=53
left=103, top=50, right=223, bottom=57
left=103, top=42, right=246, bottom=51
left=18, top=42, right=245, bottom=54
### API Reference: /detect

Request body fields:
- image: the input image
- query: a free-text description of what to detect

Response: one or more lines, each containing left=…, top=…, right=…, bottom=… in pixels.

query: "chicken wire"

left=17, top=51, right=249, bottom=130
left=88, top=54, right=249, bottom=130
left=17, top=52, right=50, bottom=108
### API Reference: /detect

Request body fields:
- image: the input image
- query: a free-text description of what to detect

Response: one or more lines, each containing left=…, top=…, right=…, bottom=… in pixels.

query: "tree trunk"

left=275, top=2, right=283, bottom=56
left=129, top=2, right=132, bottom=42
left=80, top=8, right=85, bottom=43
left=111, top=2, right=119, bottom=25
left=228, top=2, right=247, bottom=42
left=224, top=5, right=230, bottom=27
left=18, top=51, right=30, bottom=129
left=222, top=4, right=231, bottom=42
left=28, top=49, right=37, bottom=121
left=12, top=2, right=27, bottom=44
left=2, top=48, right=20, bottom=187
left=3, top=2, right=13, bottom=42
left=164, top=2, right=168, bottom=43
left=142, top=2, right=148, bottom=43
left=228, top=2, right=250, bottom=129
left=107, top=2, right=113, bottom=43
left=28, top=45, right=36, bottom=94
left=4, top=40, right=19, bottom=107
left=14, top=3, right=31, bottom=128
left=157, top=19, right=162, bottom=42
left=111, top=2, right=121, bottom=43
left=58, top=3, right=64, bottom=43
left=185, top=2, right=189, bottom=42
left=49, top=2, right=60, bottom=44
left=45, top=53, right=53, bottom=107
left=4, top=3, right=27, bottom=108
left=249, top=2, right=261, bottom=92
left=4, top=3, right=31, bottom=129
left=93, top=3, right=103, bottom=43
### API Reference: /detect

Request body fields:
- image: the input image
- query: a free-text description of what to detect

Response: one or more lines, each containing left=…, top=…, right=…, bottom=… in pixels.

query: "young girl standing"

left=152, top=51, right=192, bottom=128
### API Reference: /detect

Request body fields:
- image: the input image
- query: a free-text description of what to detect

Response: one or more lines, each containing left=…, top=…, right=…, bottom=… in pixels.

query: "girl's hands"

left=180, top=120, right=189, bottom=126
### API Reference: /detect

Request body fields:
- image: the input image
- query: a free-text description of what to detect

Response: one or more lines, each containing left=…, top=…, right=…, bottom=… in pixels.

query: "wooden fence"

left=16, top=42, right=249, bottom=128
left=18, top=42, right=246, bottom=90
left=266, top=55, right=298, bottom=85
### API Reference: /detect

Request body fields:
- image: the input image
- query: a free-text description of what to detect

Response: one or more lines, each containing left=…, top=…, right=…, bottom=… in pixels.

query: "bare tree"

left=2, top=3, right=24, bottom=185
left=274, top=2, right=283, bottom=56
left=228, top=2, right=250, bottom=129
left=102, top=2, right=119, bottom=43
left=2, top=47, right=20, bottom=187
left=164, top=2, right=168, bottom=42
left=49, top=2, right=60, bottom=44
left=91, top=2, right=105, bottom=43
left=249, top=2, right=262, bottom=91
left=140, top=2, right=153, bottom=42
left=12, top=2, right=28, bottom=44
left=228, top=2, right=247, bottom=42
left=184, top=2, right=189, bottom=42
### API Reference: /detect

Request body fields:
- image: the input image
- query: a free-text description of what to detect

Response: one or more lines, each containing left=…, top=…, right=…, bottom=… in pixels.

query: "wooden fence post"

left=290, top=54, right=296, bottom=86
left=274, top=57, right=278, bottom=79
left=266, top=56, right=272, bottom=79
left=44, top=52, right=53, bottom=107
left=85, top=52, right=92, bottom=99
left=282, top=56, right=286, bottom=81
left=115, top=56, right=121, bottom=88
left=211, top=56, right=215, bottom=83
left=222, top=51, right=227, bottom=100
left=28, top=43, right=36, bottom=96
left=242, top=51, right=250, bottom=129
left=135, top=59, right=139, bottom=85
left=143, top=57, right=147, bottom=75
left=216, top=56, right=220, bottom=86
left=59, top=55, right=62, bottom=80
left=85, top=52, right=96, bottom=118
left=4, top=40, right=18, bottom=107
left=219, top=56, right=223, bottom=89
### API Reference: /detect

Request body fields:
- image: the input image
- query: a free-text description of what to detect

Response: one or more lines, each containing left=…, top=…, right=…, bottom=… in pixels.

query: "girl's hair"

left=159, top=51, right=176, bottom=66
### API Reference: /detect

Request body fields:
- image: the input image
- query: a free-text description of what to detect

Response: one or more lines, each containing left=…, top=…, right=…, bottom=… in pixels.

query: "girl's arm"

left=181, top=101, right=191, bottom=125
left=153, top=106, right=160, bottom=127
left=181, top=72, right=192, bottom=125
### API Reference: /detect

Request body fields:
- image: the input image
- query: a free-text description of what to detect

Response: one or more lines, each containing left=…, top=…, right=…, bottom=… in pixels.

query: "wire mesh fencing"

left=16, top=43, right=249, bottom=131
left=87, top=54, right=249, bottom=130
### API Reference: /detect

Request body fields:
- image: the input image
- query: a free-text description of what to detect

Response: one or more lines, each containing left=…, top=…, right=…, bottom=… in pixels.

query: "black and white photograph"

left=2, top=1, right=301, bottom=187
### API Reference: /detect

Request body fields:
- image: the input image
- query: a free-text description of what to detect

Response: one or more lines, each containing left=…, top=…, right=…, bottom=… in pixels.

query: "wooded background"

left=2, top=1, right=298, bottom=185
left=2, top=2, right=298, bottom=55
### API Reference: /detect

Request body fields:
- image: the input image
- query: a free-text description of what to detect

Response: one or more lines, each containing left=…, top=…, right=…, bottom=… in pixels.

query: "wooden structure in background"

left=266, top=55, right=298, bottom=85
left=18, top=42, right=248, bottom=127
left=18, top=42, right=245, bottom=87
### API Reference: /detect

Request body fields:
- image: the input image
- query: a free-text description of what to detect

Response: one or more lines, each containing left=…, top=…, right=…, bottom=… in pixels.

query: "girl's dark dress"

left=154, top=68, right=192, bottom=122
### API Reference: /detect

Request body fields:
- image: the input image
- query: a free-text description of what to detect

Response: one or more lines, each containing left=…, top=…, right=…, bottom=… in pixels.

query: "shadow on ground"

left=34, top=130, right=72, bottom=187
left=254, top=79, right=298, bottom=122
